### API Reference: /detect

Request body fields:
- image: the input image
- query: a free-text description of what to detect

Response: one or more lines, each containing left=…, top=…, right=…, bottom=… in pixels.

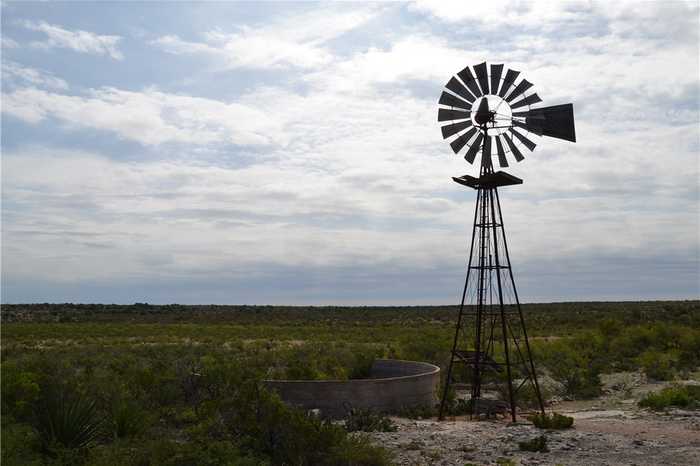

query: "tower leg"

left=438, top=189, right=481, bottom=421
left=472, top=186, right=489, bottom=407
left=494, top=189, right=546, bottom=415
left=489, top=188, right=517, bottom=422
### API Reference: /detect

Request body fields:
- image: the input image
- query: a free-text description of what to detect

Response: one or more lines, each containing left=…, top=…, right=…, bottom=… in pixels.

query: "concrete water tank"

left=264, top=359, right=440, bottom=418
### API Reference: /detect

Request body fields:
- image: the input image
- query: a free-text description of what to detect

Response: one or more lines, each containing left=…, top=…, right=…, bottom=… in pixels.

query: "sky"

left=1, top=1, right=698, bottom=305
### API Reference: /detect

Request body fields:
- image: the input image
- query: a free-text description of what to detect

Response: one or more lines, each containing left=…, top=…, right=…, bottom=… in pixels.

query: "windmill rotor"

left=437, top=61, right=576, bottom=170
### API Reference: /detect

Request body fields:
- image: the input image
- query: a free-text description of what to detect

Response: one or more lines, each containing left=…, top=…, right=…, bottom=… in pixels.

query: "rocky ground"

left=368, top=375, right=700, bottom=465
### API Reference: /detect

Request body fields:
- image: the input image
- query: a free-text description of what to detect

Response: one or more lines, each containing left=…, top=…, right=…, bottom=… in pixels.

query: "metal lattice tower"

left=435, top=62, right=576, bottom=422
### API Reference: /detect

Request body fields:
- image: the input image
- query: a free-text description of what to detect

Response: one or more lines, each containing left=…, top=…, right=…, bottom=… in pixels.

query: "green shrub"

left=528, top=412, right=574, bottom=429
left=1, top=421, right=44, bottom=466
left=607, top=322, right=697, bottom=373
left=89, top=438, right=266, bottom=466
left=348, top=351, right=378, bottom=379
left=598, top=318, right=623, bottom=339
left=109, top=399, right=148, bottom=438
left=284, top=355, right=324, bottom=380
left=539, top=341, right=602, bottom=399
left=279, top=343, right=385, bottom=381
left=6, top=302, right=698, bottom=465
left=513, top=382, right=551, bottom=409
left=32, top=385, right=104, bottom=453
left=677, top=329, right=700, bottom=370
left=439, top=386, right=471, bottom=416
left=219, top=384, right=392, bottom=465
left=518, top=435, right=549, bottom=452
left=441, top=397, right=471, bottom=416
left=491, top=373, right=551, bottom=410
left=335, top=434, right=395, bottom=466
left=496, top=458, right=517, bottom=466
left=345, top=408, right=397, bottom=432
left=1, top=362, right=42, bottom=420
left=638, top=385, right=700, bottom=410
left=397, top=404, right=436, bottom=419
left=637, top=350, right=677, bottom=381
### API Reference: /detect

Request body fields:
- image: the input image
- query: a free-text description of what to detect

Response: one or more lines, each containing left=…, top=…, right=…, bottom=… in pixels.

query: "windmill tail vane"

left=436, top=61, right=576, bottom=422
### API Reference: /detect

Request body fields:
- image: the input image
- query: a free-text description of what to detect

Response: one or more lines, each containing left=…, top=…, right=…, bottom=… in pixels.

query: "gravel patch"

left=369, top=409, right=700, bottom=465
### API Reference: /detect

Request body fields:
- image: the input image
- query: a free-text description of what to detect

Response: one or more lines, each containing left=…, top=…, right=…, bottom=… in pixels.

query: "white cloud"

left=154, top=32, right=332, bottom=70
left=2, top=2, right=698, bottom=302
left=2, top=60, right=69, bottom=90
left=2, top=137, right=696, bottom=291
left=411, top=0, right=699, bottom=38
left=2, top=86, right=277, bottom=145
left=1, top=37, right=19, bottom=48
left=304, top=22, right=698, bottom=107
left=23, top=20, right=124, bottom=59
left=304, top=35, right=469, bottom=90
left=153, top=6, right=381, bottom=69
left=0, top=147, right=458, bottom=283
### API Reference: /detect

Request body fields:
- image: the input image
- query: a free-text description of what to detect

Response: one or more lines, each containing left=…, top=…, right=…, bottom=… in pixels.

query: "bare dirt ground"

left=368, top=375, right=700, bottom=465
left=370, top=409, right=700, bottom=466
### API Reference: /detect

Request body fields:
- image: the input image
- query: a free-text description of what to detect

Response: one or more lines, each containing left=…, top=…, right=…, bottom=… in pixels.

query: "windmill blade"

left=438, top=108, right=471, bottom=122
left=510, top=93, right=542, bottom=109
left=495, top=135, right=508, bottom=167
left=441, top=120, right=472, bottom=139
left=498, top=69, right=520, bottom=98
left=461, top=126, right=478, bottom=144
left=510, top=127, right=537, bottom=151
left=449, top=127, right=478, bottom=154
left=505, top=79, right=533, bottom=102
left=490, top=64, right=504, bottom=96
left=464, top=133, right=484, bottom=164
left=526, top=103, right=576, bottom=142
left=446, top=77, right=476, bottom=103
left=502, top=133, right=524, bottom=162
left=457, top=66, right=483, bottom=98
left=439, top=91, right=472, bottom=110
left=474, top=62, right=490, bottom=95
left=513, top=119, right=543, bottom=136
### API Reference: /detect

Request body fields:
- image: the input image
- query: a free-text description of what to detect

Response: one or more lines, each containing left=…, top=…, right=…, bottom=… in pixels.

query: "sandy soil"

left=368, top=376, right=700, bottom=465
left=369, top=409, right=700, bottom=466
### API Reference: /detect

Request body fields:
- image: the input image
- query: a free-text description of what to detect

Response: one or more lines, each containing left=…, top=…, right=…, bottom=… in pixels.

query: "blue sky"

left=2, top=1, right=698, bottom=305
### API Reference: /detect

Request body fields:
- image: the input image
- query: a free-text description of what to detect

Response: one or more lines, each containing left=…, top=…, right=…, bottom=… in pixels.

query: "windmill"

left=436, top=62, right=576, bottom=422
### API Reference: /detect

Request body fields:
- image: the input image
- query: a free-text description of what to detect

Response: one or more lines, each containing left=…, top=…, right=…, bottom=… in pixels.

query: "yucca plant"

left=33, top=385, right=104, bottom=452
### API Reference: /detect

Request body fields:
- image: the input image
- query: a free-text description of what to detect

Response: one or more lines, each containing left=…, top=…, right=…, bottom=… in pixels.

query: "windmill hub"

left=473, top=97, right=493, bottom=125
left=471, top=95, right=512, bottom=135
